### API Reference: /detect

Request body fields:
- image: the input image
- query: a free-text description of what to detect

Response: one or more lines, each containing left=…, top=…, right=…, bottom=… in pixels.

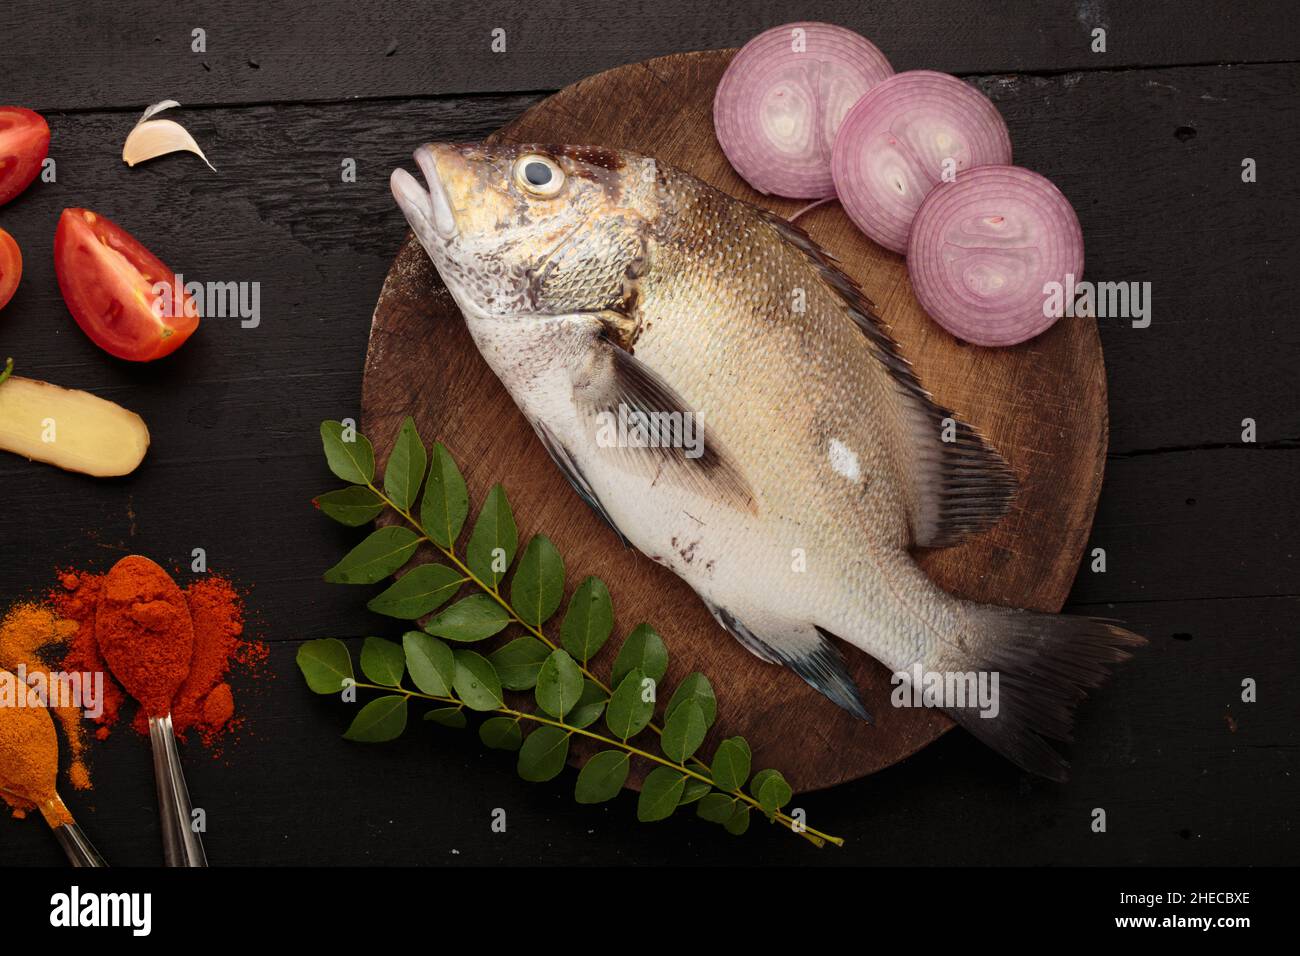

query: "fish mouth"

left=390, top=145, right=458, bottom=242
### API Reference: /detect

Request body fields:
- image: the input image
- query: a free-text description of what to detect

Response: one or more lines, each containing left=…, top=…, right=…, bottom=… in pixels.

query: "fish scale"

left=391, top=141, right=1144, bottom=780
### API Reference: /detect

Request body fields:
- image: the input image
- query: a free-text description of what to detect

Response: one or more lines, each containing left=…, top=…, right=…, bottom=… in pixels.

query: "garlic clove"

left=122, top=117, right=216, bottom=171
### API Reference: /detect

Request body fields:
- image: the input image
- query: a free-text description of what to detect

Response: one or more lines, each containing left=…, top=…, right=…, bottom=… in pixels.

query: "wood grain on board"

left=7, top=0, right=1298, bottom=110
left=360, top=50, right=1108, bottom=791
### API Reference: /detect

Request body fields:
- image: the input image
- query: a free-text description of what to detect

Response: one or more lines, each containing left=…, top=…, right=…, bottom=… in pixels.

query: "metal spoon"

left=0, top=668, right=106, bottom=866
left=148, top=713, right=206, bottom=866
left=94, top=555, right=207, bottom=867
left=40, top=793, right=108, bottom=867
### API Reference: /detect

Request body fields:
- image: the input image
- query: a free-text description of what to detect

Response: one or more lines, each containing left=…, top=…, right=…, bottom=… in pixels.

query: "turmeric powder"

left=0, top=669, right=72, bottom=826
left=0, top=604, right=90, bottom=790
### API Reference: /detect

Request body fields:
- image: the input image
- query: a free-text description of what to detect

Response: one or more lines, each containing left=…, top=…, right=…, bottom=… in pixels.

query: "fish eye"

left=514, top=155, right=564, bottom=197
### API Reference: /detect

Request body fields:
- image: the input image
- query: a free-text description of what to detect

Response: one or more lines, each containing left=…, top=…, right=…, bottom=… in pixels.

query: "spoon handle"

left=50, top=819, right=108, bottom=867
left=32, top=795, right=106, bottom=867
left=148, top=714, right=208, bottom=867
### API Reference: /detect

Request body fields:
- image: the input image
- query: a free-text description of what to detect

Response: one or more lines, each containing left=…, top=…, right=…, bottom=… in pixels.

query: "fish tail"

left=918, top=605, right=1146, bottom=781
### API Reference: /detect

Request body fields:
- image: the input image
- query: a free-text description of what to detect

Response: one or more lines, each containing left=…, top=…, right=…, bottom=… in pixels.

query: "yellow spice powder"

left=0, top=603, right=90, bottom=793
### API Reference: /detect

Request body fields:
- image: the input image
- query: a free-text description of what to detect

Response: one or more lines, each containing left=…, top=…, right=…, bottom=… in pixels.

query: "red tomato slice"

left=0, top=228, right=21, bottom=310
left=54, top=208, right=200, bottom=361
left=0, top=107, right=50, bottom=206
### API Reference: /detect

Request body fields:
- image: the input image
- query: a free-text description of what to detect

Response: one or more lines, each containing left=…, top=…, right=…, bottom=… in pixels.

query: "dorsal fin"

left=758, top=209, right=1017, bottom=548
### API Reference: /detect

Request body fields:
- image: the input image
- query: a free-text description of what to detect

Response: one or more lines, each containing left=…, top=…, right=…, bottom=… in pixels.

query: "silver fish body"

left=392, top=143, right=1142, bottom=779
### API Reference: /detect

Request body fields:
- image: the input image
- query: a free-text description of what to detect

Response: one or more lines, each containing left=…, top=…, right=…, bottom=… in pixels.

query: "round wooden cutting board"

left=361, top=50, right=1107, bottom=792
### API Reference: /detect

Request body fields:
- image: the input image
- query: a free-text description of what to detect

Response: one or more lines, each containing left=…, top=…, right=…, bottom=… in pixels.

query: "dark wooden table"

left=1, top=0, right=1296, bottom=866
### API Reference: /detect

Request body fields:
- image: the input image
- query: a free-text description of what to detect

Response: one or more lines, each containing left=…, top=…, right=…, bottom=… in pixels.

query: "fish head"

left=391, top=143, right=658, bottom=319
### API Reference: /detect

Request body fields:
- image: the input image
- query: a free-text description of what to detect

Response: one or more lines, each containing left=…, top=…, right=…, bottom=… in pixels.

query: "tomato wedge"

left=0, top=107, right=50, bottom=206
left=54, top=208, right=200, bottom=361
left=0, top=228, right=21, bottom=310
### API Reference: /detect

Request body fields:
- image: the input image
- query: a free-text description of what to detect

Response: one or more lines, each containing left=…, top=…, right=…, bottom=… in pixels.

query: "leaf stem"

left=363, top=485, right=841, bottom=848
left=368, top=485, right=601, bottom=677
left=355, top=679, right=837, bottom=849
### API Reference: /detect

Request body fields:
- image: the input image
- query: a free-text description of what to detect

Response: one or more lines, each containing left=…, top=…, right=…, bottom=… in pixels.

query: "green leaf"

left=665, top=672, right=717, bottom=726
left=535, top=649, right=584, bottom=719
left=359, top=636, right=405, bottom=687
left=566, top=680, right=607, bottom=730
left=297, top=638, right=354, bottom=694
left=316, top=486, right=385, bottom=526
left=750, top=769, right=792, bottom=818
left=509, top=535, right=565, bottom=627
left=403, top=632, right=455, bottom=697
left=343, top=695, right=407, bottom=742
left=559, top=576, right=613, bottom=664
left=611, top=624, right=668, bottom=686
left=574, top=751, right=629, bottom=804
left=479, top=716, right=523, bottom=751
left=367, top=563, right=464, bottom=619
left=321, top=420, right=375, bottom=485
left=424, top=706, right=466, bottom=729
left=466, top=484, right=518, bottom=589
left=724, top=804, right=751, bottom=835
left=424, top=594, right=511, bottom=642
left=661, top=698, right=707, bottom=763
left=517, top=726, right=570, bottom=782
left=678, top=778, right=711, bottom=807
left=637, top=767, right=686, bottom=822
left=452, top=650, right=503, bottom=711
left=383, top=416, right=427, bottom=512
left=323, top=526, right=420, bottom=584
left=420, top=442, right=470, bottom=549
left=710, top=737, right=752, bottom=792
left=697, top=793, right=736, bottom=824
left=488, top=637, right=551, bottom=691
left=605, top=668, right=655, bottom=740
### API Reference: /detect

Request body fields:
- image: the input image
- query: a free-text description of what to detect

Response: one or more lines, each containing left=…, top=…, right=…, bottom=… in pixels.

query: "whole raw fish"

left=391, top=143, right=1142, bottom=780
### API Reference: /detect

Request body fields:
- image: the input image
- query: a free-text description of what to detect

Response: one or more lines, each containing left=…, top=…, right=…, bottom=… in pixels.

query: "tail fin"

left=925, top=606, right=1145, bottom=781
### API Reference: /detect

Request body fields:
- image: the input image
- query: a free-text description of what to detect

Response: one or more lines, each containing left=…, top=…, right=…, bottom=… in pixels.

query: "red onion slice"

left=714, top=22, right=893, bottom=198
left=907, top=165, right=1084, bottom=347
left=831, top=70, right=1012, bottom=253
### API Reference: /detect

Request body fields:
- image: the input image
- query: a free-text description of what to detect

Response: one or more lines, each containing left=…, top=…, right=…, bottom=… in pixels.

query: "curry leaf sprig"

left=298, top=417, right=841, bottom=847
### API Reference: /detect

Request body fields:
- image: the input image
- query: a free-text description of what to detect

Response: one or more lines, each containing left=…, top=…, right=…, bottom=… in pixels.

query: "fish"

left=391, top=142, right=1143, bottom=781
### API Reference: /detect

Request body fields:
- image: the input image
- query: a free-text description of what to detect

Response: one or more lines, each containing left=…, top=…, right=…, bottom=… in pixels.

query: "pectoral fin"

left=529, top=418, right=631, bottom=548
left=570, top=330, right=756, bottom=514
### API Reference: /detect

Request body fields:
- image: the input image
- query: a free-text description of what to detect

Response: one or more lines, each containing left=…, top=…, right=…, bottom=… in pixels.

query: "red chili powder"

left=53, top=568, right=265, bottom=749
left=201, top=683, right=235, bottom=729
left=96, top=556, right=193, bottom=718
left=170, top=576, right=265, bottom=744
left=52, top=573, right=124, bottom=740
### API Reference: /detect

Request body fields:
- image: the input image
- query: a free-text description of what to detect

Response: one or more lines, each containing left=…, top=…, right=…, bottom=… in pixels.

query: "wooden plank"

left=7, top=61, right=1294, bottom=458
left=8, top=444, right=1290, bottom=644
left=2, top=0, right=1297, bottom=110
left=2, top=592, right=1293, bottom=865
left=1067, top=448, right=1300, bottom=605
